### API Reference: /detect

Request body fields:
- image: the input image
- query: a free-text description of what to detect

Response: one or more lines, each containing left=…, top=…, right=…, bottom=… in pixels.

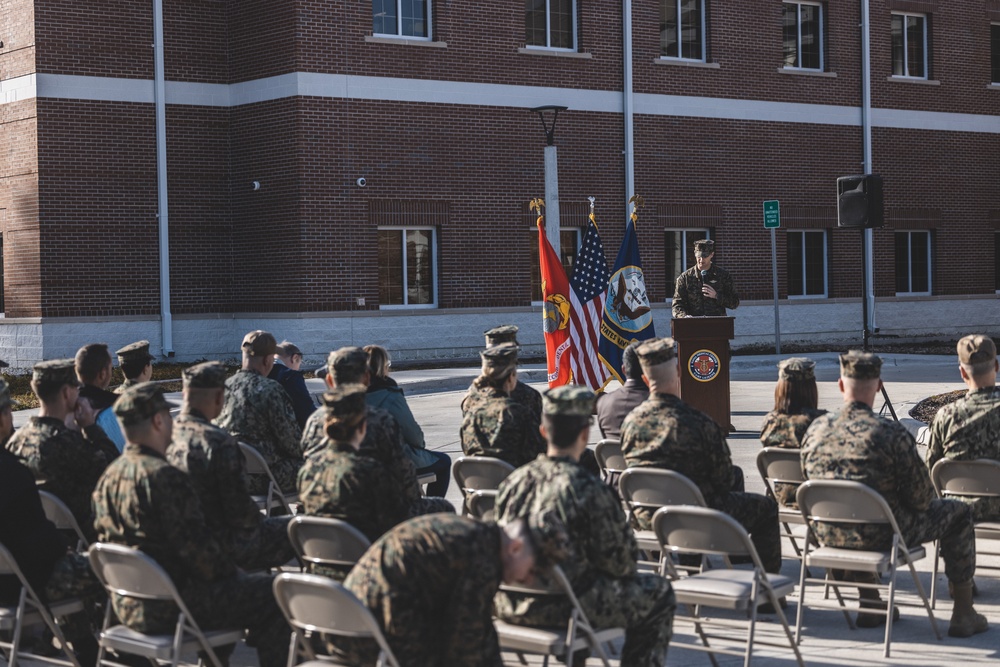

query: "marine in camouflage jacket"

left=6, top=417, right=118, bottom=537
left=460, top=387, right=545, bottom=468
left=759, top=407, right=827, bottom=506
left=214, top=369, right=302, bottom=494
left=465, top=379, right=543, bottom=424
left=671, top=264, right=740, bottom=318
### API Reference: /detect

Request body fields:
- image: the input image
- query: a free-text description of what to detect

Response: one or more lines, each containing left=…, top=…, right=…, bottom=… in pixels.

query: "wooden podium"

left=670, top=316, right=735, bottom=430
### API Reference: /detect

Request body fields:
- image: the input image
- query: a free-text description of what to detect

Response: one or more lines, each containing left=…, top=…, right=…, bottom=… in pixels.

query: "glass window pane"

left=560, top=230, right=578, bottom=280
left=995, top=232, right=1000, bottom=291
left=401, top=0, right=428, bottom=37
left=787, top=232, right=805, bottom=296
left=378, top=230, right=404, bottom=305
left=891, top=15, right=905, bottom=76
left=526, top=0, right=547, bottom=46
left=679, top=0, right=702, bottom=60
left=910, top=231, right=930, bottom=293
left=550, top=0, right=574, bottom=49
left=665, top=231, right=682, bottom=285
left=660, top=0, right=679, bottom=57
left=894, top=233, right=909, bottom=293
left=803, top=231, right=826, bottom=295
left=799, top=4, right=820, bottom=69
left=993, top=24, right=1000, bottom=83
left=406, top=229, right=434, bottom=305
left=782, top=4, right=799, bottom=67
left=906, top=16, right=925, bottom=77
left=373, top=0, right=398, bottom=35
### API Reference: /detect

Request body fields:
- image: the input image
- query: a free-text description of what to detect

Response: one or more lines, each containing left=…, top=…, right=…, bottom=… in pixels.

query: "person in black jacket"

left=269, top=341, right=316, bottom=428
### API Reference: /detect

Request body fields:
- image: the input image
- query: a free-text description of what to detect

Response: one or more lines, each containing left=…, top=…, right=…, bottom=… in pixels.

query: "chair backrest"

left=466, top=490, right=498, bottom=521
left=273, top=573, right=400, bottom=667
left=796, top=479, right=896, bottom=529
left=0, top=540, right=28, bottom=579
left=87, top=543, right=180, bottom=602
left=756, top=448, right=806, bottom=494
left=239, top=441, right=273, bottom=477
left=595, top=439, right=625, bottom=474
left=931, top=458, right=1000, bottom=499
left=652, top=505, right=754, bottom=560
left=618, top=468, right=707, bottom=511
left=452, top=456, right=516, bottom=493
left=287, top=516, right=371, bottom=569
left=38, top=490, right=89, bottom=548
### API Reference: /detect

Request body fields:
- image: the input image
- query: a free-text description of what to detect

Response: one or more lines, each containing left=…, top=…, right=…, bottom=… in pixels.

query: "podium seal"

left=688, top=349, right=720, bottom=382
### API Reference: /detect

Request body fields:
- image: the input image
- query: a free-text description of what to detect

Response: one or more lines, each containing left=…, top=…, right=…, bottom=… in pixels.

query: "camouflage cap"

left=480, top=342, right=519, bottom=379
left=113, top=382, right=177, bottom=427
left=32, top=359, right=80, bottom=388
left=957, top=334, right=997, bottom=367
left=542, top=385, right=595, bottom=417
left=484, top=325, right=520, bottom=347
left=694, top=239, right=715, bottom=257
left=320, top=383, right=368, bottom=421
left=526, top=510, right=572, bottom=569
left=839, top=350, right=882, bottom=380
left=635, top=337, right=677, bottom=368
left=327, top=346, right=368, bottom=376
left=116, top=340, right=154, bottom=365
left=0, top=378, right=15, bottom=410
left=182, top=361, right=228, bottom=389
left=778, top=357, right=816, bottom=381
left=241, top=330, right=277, bottom=358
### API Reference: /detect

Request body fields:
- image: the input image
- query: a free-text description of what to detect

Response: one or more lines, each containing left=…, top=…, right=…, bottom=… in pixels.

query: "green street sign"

left=763, top=200, right=780, bottom=229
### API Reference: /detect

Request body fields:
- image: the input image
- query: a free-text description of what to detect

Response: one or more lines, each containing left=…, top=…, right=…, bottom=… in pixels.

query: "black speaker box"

left=837, top=174, right=884, bottom=229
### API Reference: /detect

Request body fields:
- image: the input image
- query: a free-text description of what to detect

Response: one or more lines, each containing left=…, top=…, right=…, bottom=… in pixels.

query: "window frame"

left=377, top=225, right=439, bottom=309
left=782, top=1, right=825, bottom=72
left=785, top=229, right=828, bottom=299
left=992, top=22, right=1000, bottom=85
left=994, top=230, right=1000, bottom=294
left=524, top=0, right=578, bottom=52
left=890, top=11, right=929, bottom=80
left=372, top=0, right=433, bottom=41
left=530, top=227, right=582, bottom=305
left=659, top=0, right=707, bottom=63
left=894, top=229, right=933, bottom=296
left=664, top=227, right=712, bottom=287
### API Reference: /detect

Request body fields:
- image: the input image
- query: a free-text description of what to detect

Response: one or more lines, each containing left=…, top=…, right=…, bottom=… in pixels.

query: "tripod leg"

left=879, top=384, right=898, bottom=421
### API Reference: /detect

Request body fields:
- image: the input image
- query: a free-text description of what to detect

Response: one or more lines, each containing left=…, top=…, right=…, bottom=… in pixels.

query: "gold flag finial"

left=628, top=194, right=644, bottom=223
left=530, top=198, right=545, bottom=227
left=587, top=196, right=597, bottom=226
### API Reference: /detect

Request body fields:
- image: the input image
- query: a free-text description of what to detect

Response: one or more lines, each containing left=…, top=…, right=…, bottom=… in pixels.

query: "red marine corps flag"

left=534, top=199, right=573, bottom=387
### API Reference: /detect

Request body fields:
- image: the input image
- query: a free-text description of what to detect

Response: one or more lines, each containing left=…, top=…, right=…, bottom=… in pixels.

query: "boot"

left=948, top=578, right=979, bottom=599
left=949, top=580, right=988, bottom=638
left=854, top=573, right=899, bottom=628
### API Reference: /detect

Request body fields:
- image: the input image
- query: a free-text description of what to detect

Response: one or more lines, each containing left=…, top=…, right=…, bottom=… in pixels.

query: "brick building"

left=0, top=0, right=998, bottom=367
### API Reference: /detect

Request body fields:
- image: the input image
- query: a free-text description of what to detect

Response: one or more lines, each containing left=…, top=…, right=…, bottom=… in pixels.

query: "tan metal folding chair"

left=87, top=543, right=244, bottom=667
left=494, top=565, right=624, bottom=667
left=795, top=480, right=942, bottom=658
left=273, top=572, right=400, bottom=667
left=466, top=489, right=498, bottom=521
left=756, top=448, right=808, bottom=558
left=451, top=456, right=515, bottom=516
left=38, top=490, right=89, bottom=553
left=618, top=467, right=706, bottom=556
left=0, top=541, right=85, bottom=667
left=930, top=458, right=1000, bottom=607
left=286, top=516, right=371, bottom=575
left=653, top=506, right=804, bottom=667
left=238, top=442, right=298, bottom=516
left=594, top=439, right=624, bottom=487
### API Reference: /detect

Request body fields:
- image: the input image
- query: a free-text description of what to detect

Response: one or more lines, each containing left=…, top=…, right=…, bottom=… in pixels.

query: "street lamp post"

left=530, top=105, right=568, bottom=258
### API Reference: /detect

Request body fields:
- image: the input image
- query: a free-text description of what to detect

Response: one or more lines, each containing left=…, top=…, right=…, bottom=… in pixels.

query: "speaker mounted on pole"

left=837, top=174, right=884, bottom=229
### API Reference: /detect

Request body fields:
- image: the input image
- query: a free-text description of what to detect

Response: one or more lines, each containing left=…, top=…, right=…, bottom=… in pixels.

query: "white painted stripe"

left=2, top=72, right=997, bottom=134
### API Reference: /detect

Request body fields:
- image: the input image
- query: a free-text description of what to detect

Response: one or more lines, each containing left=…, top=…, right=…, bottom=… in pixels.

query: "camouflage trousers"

left=956, top=496, right=1000, bottom=524
left=112, top=571, right=289, bottom=667
left=717, top=492, right=782, bottom=573
left=813, top=498, right=975, bottom=584
left=44, top=552, right=104, bottom=641
left=408, top=496, right=456, bottom=518
left=230, top=517, right=297, bottom=571
left=495, top=573, right=676, bottom=667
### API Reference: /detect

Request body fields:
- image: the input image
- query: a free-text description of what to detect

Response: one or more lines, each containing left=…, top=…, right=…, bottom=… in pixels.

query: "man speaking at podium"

left=671, top=239, right=740, bottom=318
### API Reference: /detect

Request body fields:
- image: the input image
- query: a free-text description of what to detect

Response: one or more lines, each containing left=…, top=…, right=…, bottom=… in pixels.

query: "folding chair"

left=451, top=456, right=515, bottom=516
left=238, top=442, right=298, bottom=516
left=652, top=506, right=803, bottom=667
left=795, top=480, right=942, bottom=658
left=286, top=516, right=371, bottom=576
left=594, top=439, right=625, bottom=487
left=0, top=541, right=85, bottom=667
left=930, top=458, right=1000, bottom=606
left=618, top=467, right=706, bottom=555
left=38, top=490, right=89, bottom=552
left=273, top=572, right=401, bottom=667
left=87, top=543, right=244, bottom=667
left=416, top=472, right=437, bottom=494
left=465, top=490, right=498, bottom=521
left=756, top=448, right=808, bottom=559
left=494, top=565, right=624, bottom=667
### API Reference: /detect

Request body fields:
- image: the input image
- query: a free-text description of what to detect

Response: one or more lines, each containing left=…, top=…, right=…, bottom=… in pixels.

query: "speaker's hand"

left=702, top=284, right=718, bottom=299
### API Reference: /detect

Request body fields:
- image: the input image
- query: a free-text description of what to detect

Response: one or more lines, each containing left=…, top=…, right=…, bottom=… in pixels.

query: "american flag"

left=569, top=215, right=613, bottom=390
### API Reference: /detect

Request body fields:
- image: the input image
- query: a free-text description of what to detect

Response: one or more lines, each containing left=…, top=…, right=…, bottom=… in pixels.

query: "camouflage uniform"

left=215, top=369, right=303, bottom=494
left=466, top=380, right=543, bottom=424
left=115, top=378, right=141, bottom=395
left=168, top=408, right=295, bottom=570
left=802, top=401, right=976, bottom=583
left=495, top=454, right=675, bottom=667
left=92, top=442, right=290, bottom=667
left=460, top=386, right=545, bottom=468
left=301, top=405, right=454, bottom=517
left=759, top=407, right=827, bottom=507
left=622, top=392, right=781, bottom=572
left=331, top=515, right=506, bottom=667
left=6, top=417, right=118, bottom=540
left=671, top=264, right=740, bottom=318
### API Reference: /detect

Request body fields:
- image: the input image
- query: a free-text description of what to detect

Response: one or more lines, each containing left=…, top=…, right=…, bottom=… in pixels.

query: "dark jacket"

left=595, top=379, right=649, bottom=440
left=268, top=362, right=316, bottom=428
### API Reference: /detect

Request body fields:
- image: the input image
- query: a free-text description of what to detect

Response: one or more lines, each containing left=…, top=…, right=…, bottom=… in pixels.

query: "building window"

left=783, top=2, right=824, bottom=70
left=531, top=228, right=581, bottom=302
left=526, top=0, right=576, bottom=50
left=665, top=228, right=710, bottom=286
left=891, top=12, right=928, bottom=78
left=995, top=231, right=999, bottom=293
left=373, top=0, right=430, bottom=39
left=894, top=230, right=932, bottom=295
left=378, top=227, right=437, bottom=307
left=992, top=23, right=1000, bottom=84
left=0, top=233, right=5, bottom=313
left=786, top=230, right=827, bottom=297
left=660, top=0, right=705, bottom=61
